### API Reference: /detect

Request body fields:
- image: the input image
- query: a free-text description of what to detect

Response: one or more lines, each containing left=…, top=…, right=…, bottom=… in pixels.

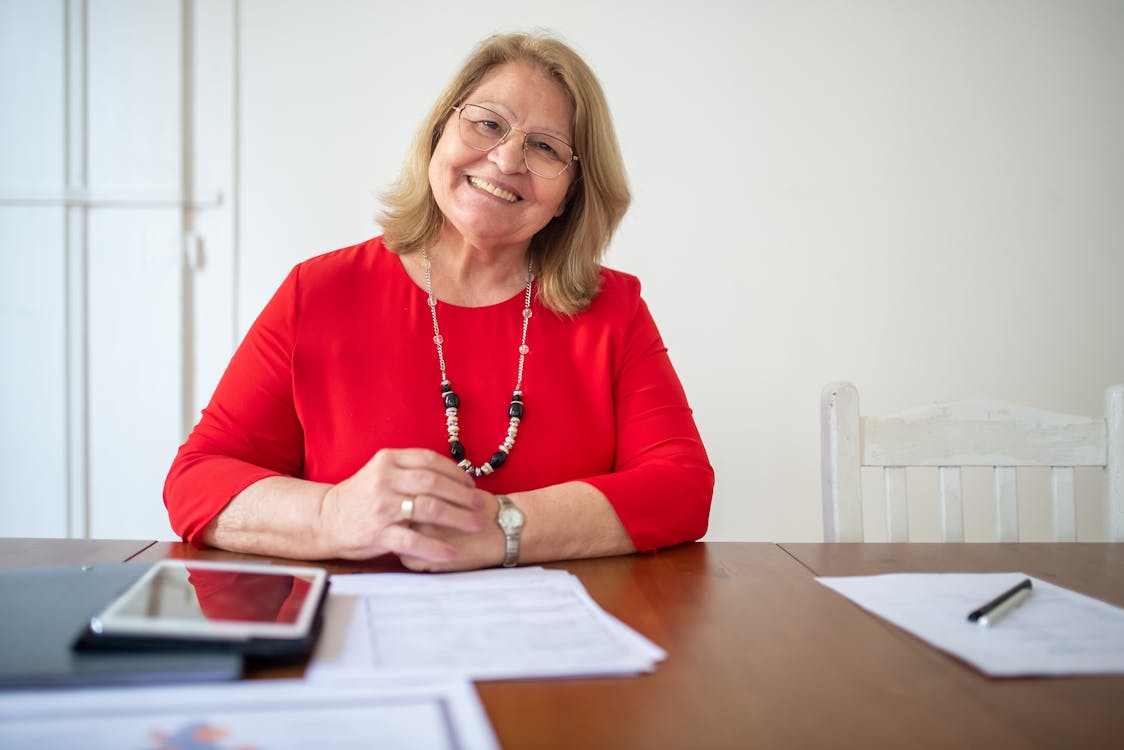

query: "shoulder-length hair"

left=378, top=32, right=631, bottom=315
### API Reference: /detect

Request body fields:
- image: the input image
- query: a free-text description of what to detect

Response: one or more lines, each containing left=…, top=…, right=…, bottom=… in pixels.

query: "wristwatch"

left=495, top=494, right=524, bottom=568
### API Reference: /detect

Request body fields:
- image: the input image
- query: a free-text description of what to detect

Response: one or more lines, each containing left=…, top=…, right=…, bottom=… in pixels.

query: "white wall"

left=2, top=0, right=1122, bottom=543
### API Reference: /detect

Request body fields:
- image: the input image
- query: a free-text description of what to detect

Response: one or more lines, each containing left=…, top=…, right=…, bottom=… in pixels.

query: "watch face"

left=498, top=505, right=523, bottom=531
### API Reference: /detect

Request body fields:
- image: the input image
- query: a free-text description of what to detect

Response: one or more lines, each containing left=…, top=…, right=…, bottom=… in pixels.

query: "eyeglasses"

left=452, top=103, right=578, bottom=179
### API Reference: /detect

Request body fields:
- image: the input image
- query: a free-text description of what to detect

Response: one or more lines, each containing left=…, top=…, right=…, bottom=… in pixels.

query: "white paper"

left=308, top=567, right=665, bottom=682
left=0, top=677, right=499, bottom=750
left=817, top=572, right=1124, bottom=676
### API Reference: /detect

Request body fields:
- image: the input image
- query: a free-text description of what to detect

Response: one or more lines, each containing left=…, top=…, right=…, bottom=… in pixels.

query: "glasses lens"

left=458, top=104, right=508, bottom=151
left=524, top=134, right=574, bottom=179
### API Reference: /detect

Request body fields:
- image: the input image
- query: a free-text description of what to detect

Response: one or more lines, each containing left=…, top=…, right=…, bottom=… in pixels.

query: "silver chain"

left=423, top=248, right=534, bottom=390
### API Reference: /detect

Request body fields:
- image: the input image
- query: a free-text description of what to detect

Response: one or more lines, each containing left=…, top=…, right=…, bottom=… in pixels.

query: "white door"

left=0, top=0, right=234, bottom=541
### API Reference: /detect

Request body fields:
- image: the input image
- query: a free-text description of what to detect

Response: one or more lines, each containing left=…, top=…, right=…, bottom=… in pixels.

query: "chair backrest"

left=820, top=382, right=1124, bottom=542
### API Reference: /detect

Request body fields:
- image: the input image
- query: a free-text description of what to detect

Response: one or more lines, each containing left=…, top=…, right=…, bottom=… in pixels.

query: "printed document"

left=307, top=566, right=665, bottom=682
left=817, top=572, right=1124, bottom=676
left=0, top=677, right=498, bottom=750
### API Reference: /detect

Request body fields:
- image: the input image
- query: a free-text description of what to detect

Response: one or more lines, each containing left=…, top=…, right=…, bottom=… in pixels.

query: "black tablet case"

left=0, top=563, right=242, bottom=689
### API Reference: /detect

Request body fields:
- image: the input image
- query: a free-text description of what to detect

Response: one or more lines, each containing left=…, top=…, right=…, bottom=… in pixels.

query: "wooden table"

left=8, top=538, right=1124, bottom=749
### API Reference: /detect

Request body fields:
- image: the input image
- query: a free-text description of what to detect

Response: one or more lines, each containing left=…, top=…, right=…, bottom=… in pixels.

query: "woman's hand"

left=398, top=494, right=506, bottom=572
left=317, top=448, right=488, bottom=562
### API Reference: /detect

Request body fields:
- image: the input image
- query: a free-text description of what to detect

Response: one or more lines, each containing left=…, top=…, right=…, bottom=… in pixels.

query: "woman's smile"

left=467, top=175, right=521, bottom=203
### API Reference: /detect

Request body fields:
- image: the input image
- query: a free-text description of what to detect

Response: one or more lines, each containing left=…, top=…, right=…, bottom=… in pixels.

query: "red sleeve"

left=581, top=283, right=714, bottom=552
left=163, top=265, right=306, bottom=545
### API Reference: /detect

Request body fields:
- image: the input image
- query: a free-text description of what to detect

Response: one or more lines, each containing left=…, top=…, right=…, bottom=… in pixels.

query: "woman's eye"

left=530, top=138, right=561, bottom=160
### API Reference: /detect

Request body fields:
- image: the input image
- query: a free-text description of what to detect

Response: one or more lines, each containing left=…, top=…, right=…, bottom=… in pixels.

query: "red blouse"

left=164, top=237, right=713, bottom=552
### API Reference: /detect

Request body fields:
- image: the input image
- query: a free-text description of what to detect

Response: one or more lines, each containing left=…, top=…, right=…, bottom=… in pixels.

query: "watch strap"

left=496, top=494, right=522, bottom=568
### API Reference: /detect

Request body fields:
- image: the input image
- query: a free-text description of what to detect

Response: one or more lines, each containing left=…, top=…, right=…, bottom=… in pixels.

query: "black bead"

left=508, top=401, right=524, bottom=418
left=488, top=451, right=507, bottom=468
left=441, top=381, right=452, bottom=393
left=444, top=391, right=460, bottom=409
left=450, top=440, right=465, bottom=461
left=511, top=392, right=523, bottom=403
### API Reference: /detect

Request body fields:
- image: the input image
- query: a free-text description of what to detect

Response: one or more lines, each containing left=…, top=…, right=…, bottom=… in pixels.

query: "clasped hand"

left=318, top=448, right=505, bottom=571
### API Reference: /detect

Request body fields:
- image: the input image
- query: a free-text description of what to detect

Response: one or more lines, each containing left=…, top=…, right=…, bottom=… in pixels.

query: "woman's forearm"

left=199, top=476, right=335, bottom=560
left=503, top=481, right=636, bottom=564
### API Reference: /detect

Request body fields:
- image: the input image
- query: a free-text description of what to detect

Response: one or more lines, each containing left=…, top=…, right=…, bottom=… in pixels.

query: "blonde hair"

left=378, top=32, right=631, bottom=315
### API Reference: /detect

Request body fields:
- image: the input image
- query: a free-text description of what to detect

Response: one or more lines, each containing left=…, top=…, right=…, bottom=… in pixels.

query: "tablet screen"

left=87, top=560, right=328, bottom=642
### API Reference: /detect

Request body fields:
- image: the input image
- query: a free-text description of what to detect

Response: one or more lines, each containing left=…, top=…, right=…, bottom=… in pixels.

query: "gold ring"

left=400, top=496, right=415, bottom=523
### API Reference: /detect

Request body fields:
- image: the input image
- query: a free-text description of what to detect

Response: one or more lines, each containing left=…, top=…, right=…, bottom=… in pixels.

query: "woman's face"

left=428, top=61, right=577, bottom=255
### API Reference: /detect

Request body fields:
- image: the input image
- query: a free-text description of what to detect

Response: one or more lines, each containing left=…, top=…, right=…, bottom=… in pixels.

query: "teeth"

left=469, top=177, right=519, bottom=203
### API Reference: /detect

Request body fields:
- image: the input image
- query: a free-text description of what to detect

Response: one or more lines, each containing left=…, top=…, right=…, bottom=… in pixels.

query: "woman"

left=164, top=32, right=713, bottom=571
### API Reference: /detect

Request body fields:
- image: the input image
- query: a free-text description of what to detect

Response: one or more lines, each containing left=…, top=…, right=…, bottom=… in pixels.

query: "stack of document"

left=308, top=566, right=666, bottom=682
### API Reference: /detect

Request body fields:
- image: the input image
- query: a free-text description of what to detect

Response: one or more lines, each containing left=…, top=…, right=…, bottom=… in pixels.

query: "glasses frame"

left=451, top=104, right=579, bottom=179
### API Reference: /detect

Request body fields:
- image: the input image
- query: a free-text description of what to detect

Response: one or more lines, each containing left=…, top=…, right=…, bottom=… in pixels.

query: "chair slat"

left=1050, top=467, right=1076, bottom=542
left=884, top=467, right=908, bottom=542
left=994, top=467, right=1018, bottom=542
left=1108, top=385, right=1124, bottom=541
left=938, top=467, right=964, bottom=542
left=864, top=417, right=1105, bottom=467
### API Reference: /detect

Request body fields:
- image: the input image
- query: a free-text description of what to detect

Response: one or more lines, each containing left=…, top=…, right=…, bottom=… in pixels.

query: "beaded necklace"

left=423, top=248, right=533, bottom=476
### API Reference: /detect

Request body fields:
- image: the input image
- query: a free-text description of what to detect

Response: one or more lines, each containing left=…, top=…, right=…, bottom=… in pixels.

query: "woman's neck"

left=410, top=236, right=532, bottom=307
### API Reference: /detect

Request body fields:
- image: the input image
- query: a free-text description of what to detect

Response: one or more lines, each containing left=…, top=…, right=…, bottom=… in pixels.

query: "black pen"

left=967, top=578, right=1033, bottom=627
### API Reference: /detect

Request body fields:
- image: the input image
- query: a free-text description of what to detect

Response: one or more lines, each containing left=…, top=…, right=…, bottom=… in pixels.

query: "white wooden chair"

left=820, top=382, right=1124, bottom=542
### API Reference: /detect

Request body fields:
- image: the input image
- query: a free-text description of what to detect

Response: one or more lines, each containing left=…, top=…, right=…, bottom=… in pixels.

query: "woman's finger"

left=375, top=522, right=457, bottom=563
left=386, top=447, right=477, bottom=487
left=404, top=493, right=487, bottom=533
left=388, top=468, right=485, bottom=512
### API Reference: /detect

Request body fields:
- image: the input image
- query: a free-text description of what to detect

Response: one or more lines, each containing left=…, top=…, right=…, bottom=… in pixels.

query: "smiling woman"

left=163, top=31, right=714, bottom=572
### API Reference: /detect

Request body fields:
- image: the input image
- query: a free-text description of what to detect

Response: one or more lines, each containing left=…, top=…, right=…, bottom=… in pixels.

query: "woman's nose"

left=490, top=133, right=528, bottom=174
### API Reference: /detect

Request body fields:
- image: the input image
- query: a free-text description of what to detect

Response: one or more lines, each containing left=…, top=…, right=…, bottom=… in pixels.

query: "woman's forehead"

left=466, top=62, right=574, bottom=130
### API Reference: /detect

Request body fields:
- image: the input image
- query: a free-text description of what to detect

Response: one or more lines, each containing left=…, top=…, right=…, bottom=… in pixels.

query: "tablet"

left=75, top=559, right=330, bottom=658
